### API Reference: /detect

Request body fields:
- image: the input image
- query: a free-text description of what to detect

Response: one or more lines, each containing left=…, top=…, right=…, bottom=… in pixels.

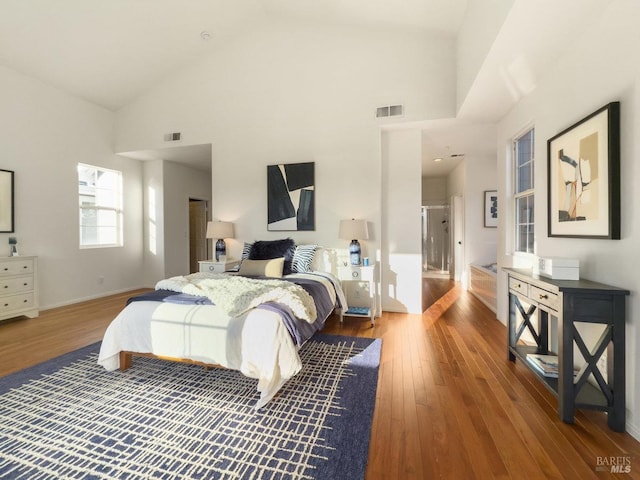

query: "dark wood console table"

left=504, top=268, right=629, bottom=431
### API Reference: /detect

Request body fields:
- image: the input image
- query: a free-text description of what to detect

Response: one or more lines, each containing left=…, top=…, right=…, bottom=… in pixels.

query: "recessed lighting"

left=200, top=31, right=212, bottom=41
left=433, top=157, right=443, bottom=162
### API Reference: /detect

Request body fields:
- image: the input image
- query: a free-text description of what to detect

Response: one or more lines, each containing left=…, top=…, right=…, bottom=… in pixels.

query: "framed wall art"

left=547, top=102, right=620, bottom=239
left=484, top=190, right=498, bottom=228
left=267, top=162, right=315, bottom=231
left=0, top=169, right=14, bottom=233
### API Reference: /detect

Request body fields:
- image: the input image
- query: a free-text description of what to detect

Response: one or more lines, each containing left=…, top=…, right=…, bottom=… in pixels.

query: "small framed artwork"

left=547, top=102, right=620, bottom=239
left=484, top=190, right=498, bottom=228
left=0, top=169, right=14, bottom=233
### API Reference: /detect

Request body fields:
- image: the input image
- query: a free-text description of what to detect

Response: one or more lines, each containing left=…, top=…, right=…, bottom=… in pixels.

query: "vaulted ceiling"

left=0, top=0, right=468, bottom=111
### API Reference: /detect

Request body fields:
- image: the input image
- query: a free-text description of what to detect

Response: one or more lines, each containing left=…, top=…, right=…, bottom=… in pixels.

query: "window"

left=514, top=128, right=535, bottom=254
left=78, top=163, right=123, bottom=248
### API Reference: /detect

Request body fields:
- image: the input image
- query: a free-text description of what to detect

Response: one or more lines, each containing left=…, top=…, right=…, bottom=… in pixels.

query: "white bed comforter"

left=97, top=272, right=341, bottom=409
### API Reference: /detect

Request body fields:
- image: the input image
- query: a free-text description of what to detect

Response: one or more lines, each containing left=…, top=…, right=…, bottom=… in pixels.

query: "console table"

left=504, top=268, right=629, bottom=431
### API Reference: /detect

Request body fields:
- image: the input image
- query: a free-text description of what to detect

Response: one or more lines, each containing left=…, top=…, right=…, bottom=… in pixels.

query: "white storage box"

left=534, top=257, right=579, bottom=280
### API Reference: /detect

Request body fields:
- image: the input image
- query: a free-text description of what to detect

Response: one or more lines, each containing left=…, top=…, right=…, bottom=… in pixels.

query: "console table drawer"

left=509, top=277, right=529, bottom=296
left=530, top=285, right=559, bottom=311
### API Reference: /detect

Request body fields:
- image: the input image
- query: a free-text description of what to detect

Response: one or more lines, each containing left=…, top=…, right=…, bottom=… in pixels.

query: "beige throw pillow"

left=238, top=258, right=284, bottom=278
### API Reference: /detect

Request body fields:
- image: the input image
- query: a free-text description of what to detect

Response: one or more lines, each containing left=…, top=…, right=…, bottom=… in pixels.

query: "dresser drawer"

left=530, top=285, right=559, bottom=311
left=0, top=275, right=34, bottom=294
left=0, top=293, right=35, bottom=312
left=509, top=276, right=529, bottom=297
left=0, top=259, right=34, bottom=276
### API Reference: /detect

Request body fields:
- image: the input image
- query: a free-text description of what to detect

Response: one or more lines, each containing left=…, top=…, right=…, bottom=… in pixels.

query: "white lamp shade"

left=206, top=221, right=234, bottom=239
left=339, top=219, right=369, bottom=240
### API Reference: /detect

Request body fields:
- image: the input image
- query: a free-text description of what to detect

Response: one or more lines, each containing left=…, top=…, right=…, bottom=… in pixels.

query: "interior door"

left=189, top=199, right=208, bottom=273
left=451, top=195, right=464, bottom=282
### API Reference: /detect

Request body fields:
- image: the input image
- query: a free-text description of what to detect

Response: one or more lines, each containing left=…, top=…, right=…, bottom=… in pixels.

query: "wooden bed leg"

left=119, top=351, right=132, bottom=371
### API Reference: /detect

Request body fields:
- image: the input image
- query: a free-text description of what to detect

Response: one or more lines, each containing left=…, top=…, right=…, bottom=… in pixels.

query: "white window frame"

left=513, top=128, right=535, bottom=255
left=78, top=163, right=123, bottom=248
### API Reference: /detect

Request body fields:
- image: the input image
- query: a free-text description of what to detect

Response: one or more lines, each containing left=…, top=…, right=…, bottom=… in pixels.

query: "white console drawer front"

left=0, top=259, right=34, bottom=276
left=0, top=276, right=34, bottom=294
left=530, top=285, right=559, bottom=311
left=0, top=292, right=35, bottom=312
left=509, top=277, right=529, bottom=297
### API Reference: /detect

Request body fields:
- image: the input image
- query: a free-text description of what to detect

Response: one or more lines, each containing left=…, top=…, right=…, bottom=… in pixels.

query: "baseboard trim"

left=40, top=286, right=149, bottom=311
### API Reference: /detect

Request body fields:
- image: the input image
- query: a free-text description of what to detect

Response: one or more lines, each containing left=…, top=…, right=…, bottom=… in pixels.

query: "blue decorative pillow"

left=291, top=244, right=318, bottom=273
left=249, top=238, right=296, bottom=275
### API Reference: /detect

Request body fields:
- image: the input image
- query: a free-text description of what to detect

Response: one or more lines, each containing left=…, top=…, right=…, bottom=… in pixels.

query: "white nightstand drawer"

left=198, top=260, right=240, bottom=273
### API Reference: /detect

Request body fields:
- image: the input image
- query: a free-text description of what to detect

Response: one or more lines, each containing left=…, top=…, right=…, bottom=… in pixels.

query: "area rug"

left=0, top=334, right=380, bottom=479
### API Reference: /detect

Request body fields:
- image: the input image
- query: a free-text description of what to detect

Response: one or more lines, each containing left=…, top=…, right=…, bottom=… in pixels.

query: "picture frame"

left=547, top=102, right=620, bottom=239
left=267, top=162, right=315, bottom=231
left=484, top=190, right=498, bottom=228
left=0, top=169, right=14, bottom=233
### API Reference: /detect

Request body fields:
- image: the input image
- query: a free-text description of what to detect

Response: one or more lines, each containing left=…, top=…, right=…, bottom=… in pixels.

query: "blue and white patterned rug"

left=0, top=334, right=381, bottom=479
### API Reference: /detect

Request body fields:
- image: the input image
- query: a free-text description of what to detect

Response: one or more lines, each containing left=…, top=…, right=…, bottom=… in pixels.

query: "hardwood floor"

left=1, top=284, right=639, bottom=479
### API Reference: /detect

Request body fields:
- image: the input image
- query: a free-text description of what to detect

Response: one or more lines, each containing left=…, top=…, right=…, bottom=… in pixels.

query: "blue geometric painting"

left=267, top=162, right=315, bottom=231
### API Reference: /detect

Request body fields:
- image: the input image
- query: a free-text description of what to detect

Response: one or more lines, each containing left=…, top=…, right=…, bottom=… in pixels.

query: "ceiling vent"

left=164, top=132, right=181, bottom=142
left=376, top=104, right=404, bottom=119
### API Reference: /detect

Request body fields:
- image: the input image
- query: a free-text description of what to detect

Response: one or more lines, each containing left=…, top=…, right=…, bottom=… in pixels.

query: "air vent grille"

left=164, top=132, right=181, bottom=142
left=376, top=104, right=404, bottom=119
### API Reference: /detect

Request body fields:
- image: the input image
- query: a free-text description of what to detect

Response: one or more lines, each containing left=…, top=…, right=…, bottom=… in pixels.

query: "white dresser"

left=0, top=256, right=39, bottom=322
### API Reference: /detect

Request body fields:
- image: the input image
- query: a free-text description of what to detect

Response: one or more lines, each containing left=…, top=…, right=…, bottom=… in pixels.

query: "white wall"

left=422, top=177, right=447, bottom=205
left=142, top=160, right=165, bottom=286
left=163, top=160, right=212, bottom=278
left=382, top=129, right=422, bottom=313
left=496, top=0, right=640, bottom=437
left=464, top=155, right=498, bottom=267
left=141, top=159, right=212, bottom=284
left=0, top=65, right=144, bottom=309
left=115, top=19, right=457, bottom=311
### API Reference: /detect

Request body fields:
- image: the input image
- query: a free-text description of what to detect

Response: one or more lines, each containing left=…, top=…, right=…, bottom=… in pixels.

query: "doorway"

left=189, top=198, right=209, bottom=273
left=421, top=205, right=450, bottom=277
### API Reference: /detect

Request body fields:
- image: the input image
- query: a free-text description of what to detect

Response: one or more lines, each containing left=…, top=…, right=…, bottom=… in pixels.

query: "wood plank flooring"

left=1, top=283, right=639, bottom=479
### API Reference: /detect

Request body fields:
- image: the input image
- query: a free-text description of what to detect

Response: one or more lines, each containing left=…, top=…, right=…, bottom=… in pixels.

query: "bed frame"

left=469, top=263, right=497, bottom=313
left=119, top=351, right=222, bottom=371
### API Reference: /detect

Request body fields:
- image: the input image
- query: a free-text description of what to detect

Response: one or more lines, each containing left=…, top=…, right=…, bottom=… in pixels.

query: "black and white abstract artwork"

left=267, top=162, right=315, bottom=231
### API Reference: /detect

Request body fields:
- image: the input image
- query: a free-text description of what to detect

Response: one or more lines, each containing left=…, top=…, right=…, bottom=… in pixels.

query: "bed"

left=469, top=262, right=497, bottom=313
left=98, top=241, right=347, bottom=409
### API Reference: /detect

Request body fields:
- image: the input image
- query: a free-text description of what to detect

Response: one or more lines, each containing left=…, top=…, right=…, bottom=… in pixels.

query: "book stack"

left=526, top=354, right=559, bottom=378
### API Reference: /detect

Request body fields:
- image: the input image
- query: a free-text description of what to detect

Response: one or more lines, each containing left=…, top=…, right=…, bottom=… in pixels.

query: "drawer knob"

left=539, top=294, right=548, bottom=300
left=3, top=285, right=7, bottom=289
left=3, top=303, right=8, bottom=307
left=515, top=283, right=521, bottom=288
left=3, top=268, right=7, bottom=271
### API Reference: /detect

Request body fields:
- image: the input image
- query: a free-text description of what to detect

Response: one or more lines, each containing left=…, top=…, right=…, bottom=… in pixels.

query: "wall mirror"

left=0, top=169, right=15, bottom=233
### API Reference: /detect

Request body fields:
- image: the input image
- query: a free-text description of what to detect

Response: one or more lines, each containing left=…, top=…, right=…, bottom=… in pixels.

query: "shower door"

left=421, top=205, right=450, bottom=276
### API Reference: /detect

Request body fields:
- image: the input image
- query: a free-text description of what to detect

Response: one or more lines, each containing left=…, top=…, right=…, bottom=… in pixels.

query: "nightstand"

left=198, top=259, right=240, bottom=273
left=337, top=264, right=376, bottom=326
